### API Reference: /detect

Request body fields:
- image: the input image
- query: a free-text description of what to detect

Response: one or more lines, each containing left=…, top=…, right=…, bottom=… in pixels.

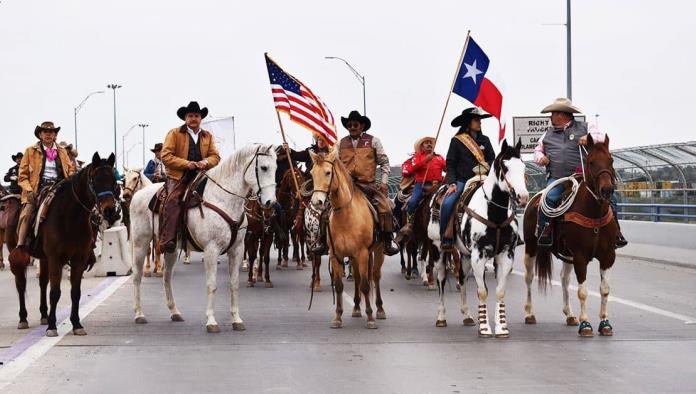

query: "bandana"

left=45, top=147, right=57, bottom=161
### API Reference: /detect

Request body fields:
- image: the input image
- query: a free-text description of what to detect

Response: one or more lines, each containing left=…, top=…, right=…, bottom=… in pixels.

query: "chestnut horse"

left=523, top=135, right=618, bottom=337
left=276, top=168, right=306, bottom=269
left=245, top=197, right=282, bottom=288
left=0, top=185, right=21, bottom=271
left=9, top=153, right=119, bottom=336
left=309, top=149, right=386, bottom=329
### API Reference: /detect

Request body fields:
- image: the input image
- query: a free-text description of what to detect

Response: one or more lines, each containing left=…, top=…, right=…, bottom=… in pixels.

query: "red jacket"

left=402, top=152, right=445, bottom=183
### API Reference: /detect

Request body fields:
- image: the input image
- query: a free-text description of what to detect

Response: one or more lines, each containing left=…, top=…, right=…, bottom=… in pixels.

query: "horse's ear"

left=515, top=138, right=522, bottom=155
left=604, top=135, right=610, bottom=149
left=586, top=133, right=595, bottom=147
left=91, top=152, right=101, bottom=167
left=326, top=147, right=338, bottom=162
left=123, top=165, right=129, bottom=172
left=501, top=139, right=509, bottom=151
left=107, top=153, right=116, bottom=167
left=309, top=150, right=318, bottom=164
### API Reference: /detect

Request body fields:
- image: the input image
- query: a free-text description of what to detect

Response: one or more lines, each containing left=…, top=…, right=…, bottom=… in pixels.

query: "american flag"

left=265, top=53, right=337, bottom=146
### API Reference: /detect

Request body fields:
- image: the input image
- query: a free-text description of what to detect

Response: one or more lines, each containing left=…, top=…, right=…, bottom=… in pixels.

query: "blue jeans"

left=407, top=182, right=424, bottom=214
left=537, top=177, right=563, bottom=230
left=440, top=181, right=465, bottom=238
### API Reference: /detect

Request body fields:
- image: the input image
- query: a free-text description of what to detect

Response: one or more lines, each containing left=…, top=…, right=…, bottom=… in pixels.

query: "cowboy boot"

left=382, top=232, right=400, bottom=256
left=394, top=213, right=415, bottom=244
left=614, top=216, right=627, bottom=249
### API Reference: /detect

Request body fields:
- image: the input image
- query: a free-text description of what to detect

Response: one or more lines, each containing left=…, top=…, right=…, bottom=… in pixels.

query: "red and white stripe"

left=271, top=84, right=337, bottom=145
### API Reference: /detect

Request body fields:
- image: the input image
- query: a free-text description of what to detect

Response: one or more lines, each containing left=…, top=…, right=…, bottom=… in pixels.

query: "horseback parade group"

left=0, top=49, right=628, bottom=340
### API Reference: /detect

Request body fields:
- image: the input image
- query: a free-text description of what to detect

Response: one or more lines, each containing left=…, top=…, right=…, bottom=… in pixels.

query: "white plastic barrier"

left=94, top=226, right=132, bottom=277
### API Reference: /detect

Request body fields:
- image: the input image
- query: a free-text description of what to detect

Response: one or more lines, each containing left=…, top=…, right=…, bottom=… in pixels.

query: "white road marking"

left=511, top=269, right=696, bottom=324
left=0, top=276, right=130, bottom=389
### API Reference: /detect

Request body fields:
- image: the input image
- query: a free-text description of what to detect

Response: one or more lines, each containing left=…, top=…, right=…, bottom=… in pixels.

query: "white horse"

left=130, top=144, right=277, bottom=332
left=428, top=139, right=528, bottom=337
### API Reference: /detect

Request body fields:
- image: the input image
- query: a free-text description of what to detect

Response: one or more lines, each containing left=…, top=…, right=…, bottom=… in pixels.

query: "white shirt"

left=187, top=126, right=201, bottom=144
left=42, top=143, right=58, bottom=181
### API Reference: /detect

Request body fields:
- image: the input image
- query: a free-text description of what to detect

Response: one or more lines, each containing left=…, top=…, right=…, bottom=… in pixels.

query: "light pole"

left=566, top=0, right=572, bottom=100
left=73, top=90, right=104, bottom=149
left=125, top=141, right=142, bottom=168
left=107, top=83, right=122, bottom=164
left=121, top=124, right=138, bottom=170
left=595, top=114, right=600, bottom=128
left=138, top=123, right=149, bottom=167
left=231, top=116, right=236, bottom=150
left=325, top=56, right=366, bottom=115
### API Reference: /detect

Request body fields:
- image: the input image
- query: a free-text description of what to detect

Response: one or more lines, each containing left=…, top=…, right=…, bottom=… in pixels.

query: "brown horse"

left=0, top=184, right=21, bottom=270
left=523, top=135, right=618, bottom=337
left=245, top=197, right=281, bottom=288
left=309, top=149, right=386, bottom=329
left=401, top=186, right=439, bottom=287
left=276, top=168, right=306, bottom=269
left=9, top=152, right=119, bottom=336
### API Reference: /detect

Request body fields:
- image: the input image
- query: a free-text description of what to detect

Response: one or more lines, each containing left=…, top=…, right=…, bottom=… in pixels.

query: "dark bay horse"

left=245, top=197, right=282, bottom=287
left=276, top=168, right=306, bottom=269
left=0, top=184, right=21, bottom=270
left=523, top=135, right=618, bottom=337
left=9, top=152, right=118, bottom=336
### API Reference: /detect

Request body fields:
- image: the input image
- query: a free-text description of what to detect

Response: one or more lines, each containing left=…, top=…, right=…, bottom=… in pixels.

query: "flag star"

left=462, top=60, right=483, bottom=84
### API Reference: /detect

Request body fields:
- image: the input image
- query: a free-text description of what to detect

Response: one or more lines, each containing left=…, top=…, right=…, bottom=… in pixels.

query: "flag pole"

left=275, top=109, right=303, bottom=200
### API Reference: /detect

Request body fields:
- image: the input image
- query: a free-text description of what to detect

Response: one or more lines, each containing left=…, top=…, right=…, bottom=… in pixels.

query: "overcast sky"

left=1, top=0, right=694, bottom=172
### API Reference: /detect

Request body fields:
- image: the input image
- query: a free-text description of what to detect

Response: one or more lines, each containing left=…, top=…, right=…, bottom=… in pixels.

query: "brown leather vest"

left=339, top=134, right=377, bottom=184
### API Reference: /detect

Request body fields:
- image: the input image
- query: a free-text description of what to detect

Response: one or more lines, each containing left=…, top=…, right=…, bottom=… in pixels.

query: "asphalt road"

left=1, top=247, right=695, bottom=393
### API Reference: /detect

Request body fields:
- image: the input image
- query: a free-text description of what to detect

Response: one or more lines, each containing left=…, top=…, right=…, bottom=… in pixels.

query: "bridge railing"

left=617, top=203, right=696, bottom=223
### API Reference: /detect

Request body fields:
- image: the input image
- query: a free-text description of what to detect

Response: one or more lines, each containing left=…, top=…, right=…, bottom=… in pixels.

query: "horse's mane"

left=206, top=144, right=274, bottom=180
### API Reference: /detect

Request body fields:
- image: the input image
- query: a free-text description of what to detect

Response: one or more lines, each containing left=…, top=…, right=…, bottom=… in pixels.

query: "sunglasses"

left=347, top=122, right=362, bottom=129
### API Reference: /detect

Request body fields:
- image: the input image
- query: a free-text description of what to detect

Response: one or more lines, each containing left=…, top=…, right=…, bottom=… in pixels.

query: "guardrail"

left=617, top=203, right=696, bottom=223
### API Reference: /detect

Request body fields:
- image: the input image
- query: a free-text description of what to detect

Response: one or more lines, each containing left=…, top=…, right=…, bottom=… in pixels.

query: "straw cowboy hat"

left=541, top=97, right=581, bottom=114
left=177, top=101, right=208, bottom=120
left=11, top=152, right=23, bottom=161
left=413, top=136, right=435, bottom=153
left=34, top=121, right=61, bottom=138
left=451, top=107, right=492, bottom=128
left=150, top=143, right=163, bottom=153
left=341, top=110, right=371, bottom=132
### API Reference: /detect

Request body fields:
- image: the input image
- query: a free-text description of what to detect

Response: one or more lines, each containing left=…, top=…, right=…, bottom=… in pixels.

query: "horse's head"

left=122, top=167, right=143, bottom=200
left=308, top=148, right=338, bottom=209
left=244, top=144, right=277, bottom=208
left=585, top=134, right=614, bottom=201
left=89, top=152, right=119, bottom=222
left=493, top=139, right=529, bottom=207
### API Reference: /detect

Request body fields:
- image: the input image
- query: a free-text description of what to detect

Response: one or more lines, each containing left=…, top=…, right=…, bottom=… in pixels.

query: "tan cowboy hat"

left=34, top=121, right=61, bottom=138
left=541, top=97, right=581, bottom=114
left=413, top=136, right=435, bottom=153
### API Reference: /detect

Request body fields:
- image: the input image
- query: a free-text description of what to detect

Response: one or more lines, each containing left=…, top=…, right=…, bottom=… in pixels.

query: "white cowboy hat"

left=541, top=97, right=582, bottom=114
left=413, top=136, right=436, bottom=153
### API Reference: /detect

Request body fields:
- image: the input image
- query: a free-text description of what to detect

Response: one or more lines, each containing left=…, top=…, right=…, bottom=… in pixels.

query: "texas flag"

left=452, top=37, right=506, bottom=142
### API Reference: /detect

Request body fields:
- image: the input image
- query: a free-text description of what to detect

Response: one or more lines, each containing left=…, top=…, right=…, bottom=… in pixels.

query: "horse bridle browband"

left=311, top=158, right=354, bottom=212
left=71, top=164, right=116, bottom=216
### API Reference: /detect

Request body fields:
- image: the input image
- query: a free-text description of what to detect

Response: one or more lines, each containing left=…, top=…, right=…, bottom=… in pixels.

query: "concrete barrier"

left=94, top=226, right=132, bottom=276
left=619, top=220, right=696, bottom=250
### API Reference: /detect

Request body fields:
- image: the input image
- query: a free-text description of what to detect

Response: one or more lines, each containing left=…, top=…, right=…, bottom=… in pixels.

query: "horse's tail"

left=535, top=248, right=553, bottom=291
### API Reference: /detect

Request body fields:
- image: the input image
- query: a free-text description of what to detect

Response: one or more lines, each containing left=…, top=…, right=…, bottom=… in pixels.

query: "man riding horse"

left=336, top=110, right=399, bottom=256
left=11, top=121, right=75, bottom=262
left=144, top=143, right=167, bottom=183
left=440, top=107, right=495, bottom=251
left=4, top=152, right=24, bottom=195
left=533, top=97, right=627, bottom=248
left=159, top=101, right=221, bottom=253
left=279, top=135, right=330, bottom=175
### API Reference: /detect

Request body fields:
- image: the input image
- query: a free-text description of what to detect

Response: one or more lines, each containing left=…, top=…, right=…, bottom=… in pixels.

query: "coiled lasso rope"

left=538, top=176, right=580, bottom=218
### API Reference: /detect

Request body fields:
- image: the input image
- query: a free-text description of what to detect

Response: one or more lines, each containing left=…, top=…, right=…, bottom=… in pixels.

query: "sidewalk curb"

left=617, top=253, right=696, bottom=270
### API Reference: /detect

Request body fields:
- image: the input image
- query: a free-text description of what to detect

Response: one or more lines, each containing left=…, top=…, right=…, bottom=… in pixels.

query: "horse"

left=428, top=139, right=529, bottom=337
left=276, top=167, right=306, bottom=269
left=0, top=184, right=21, bottom=271
left=304, top=197, right=326, bottom=291
left=244, top=196, right=282, bottom=288
left=9, top=152, right=119, bottom=336
left=309, top=149, right=386, bottom=329
left=130, top=144, right=277, bottom=333
left=402, top=186, right=439, bottom=287
left=523, top=135, right=618, bottom=337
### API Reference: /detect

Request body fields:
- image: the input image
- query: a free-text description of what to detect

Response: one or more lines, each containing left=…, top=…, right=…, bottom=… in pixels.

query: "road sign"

left=513, top=115, right=586, bottom=154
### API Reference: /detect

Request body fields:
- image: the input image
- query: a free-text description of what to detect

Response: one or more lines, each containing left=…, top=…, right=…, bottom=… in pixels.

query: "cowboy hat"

left=341, top=110, right=371, bottom=132
left=413, top=136, right=436, bottom=153
left=34, top=121, right=61, bottom=138
left=541, top=97, right=581, bottom=114
left=11, top=152, right=23, bottom=161
left=177, top=101, right=208, bottom=120
left=150, top=142, right=163, bottom=153
left=451, top=107, right=492, bottom=128
left=58, top=141, right=73, bottom=150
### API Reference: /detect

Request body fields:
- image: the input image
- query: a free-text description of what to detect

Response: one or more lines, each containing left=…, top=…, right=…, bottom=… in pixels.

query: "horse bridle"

left=204, top=145, right=275, bottom=200
left=580, top=146, right=615, bottom=202
left=71, top=164, right=116, bottom=216
left=311, top=158, right=354, bottom=212
left=123, top=170, right=143, bottom=197
left=485, top=155, right=521, bottom=211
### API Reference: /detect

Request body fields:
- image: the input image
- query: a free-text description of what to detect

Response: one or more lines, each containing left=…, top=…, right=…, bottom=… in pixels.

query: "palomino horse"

left=428, top=139, right=529, bottom=337
left=0, top=184, right=21, bottom=271
left=244, top=196, right=282, bottom=288
left=276, top=168, right=306, bottom=269
left=9, top=153, right=119, bottom=336
left=523, top=135, right=618, bottom=337
left=130, top=144, right=277, bottom=333
left=309, top=149, right=386, bottom=329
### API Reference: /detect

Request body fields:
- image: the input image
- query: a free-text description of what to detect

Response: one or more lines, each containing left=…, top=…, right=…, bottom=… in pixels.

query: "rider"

left=144, top=143, right=167, bottom=183
left=159, top=101, right=220, bottom=253
left=534, top=97, right=627, bottom=248
left=11, top=122, right=75, bottom=262
left=4, top=152, right=24, bottom=194
left=395, top=136, right=446, bottom=242
left=440, top=108, right=495, bottom=251
left=336, top=110, right=399, bottom=256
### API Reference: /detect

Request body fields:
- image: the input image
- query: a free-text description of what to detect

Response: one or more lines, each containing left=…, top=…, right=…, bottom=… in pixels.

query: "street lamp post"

left=121, top=124, right=138, bottom=170
left=325, top=56, right=366, bottom=115
left=595, top=114, right=600, bottom=128
left=107, top=83, right=122, bottom=163
left=566, top=0, right=572, bottom=100
left=139, top=123, right=149, bottom=167
left=125, top=141, right=142, bottom=168
left=73, top=90, right=104, bottom=149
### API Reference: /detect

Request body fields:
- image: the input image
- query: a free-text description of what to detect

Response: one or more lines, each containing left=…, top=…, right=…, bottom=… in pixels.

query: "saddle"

left=431, top=178, right=484, bottom=241
left=353, top=182, right=385, bottom=225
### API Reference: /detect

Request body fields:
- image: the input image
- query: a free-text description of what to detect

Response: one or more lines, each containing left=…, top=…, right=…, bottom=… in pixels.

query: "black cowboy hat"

left=177, top=101, right=208, bottom=120
left=11, top=152, right=23, bottom=161
left=34, top=121, right=61, bottom=138
left=150, top=143, right=163, bottom=153
left=450, top=107, right=492, bottom=128
left=341, top=110, right=371, bottom=132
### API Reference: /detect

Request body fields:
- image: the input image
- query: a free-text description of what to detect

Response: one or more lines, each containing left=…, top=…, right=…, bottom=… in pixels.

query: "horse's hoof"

left=478, top=330, right=493, bottom=338
left=436, top=320, right=447, bottom=328
left=144, top=271, right=151, bottom=277
left=376, top=310, right=386, bottom=320
left=578, top=321, right=594, bottom=337
left=427, top=284, right=436, bottom=291
left=182, top=260, right=190, bottom=265
left=455, top=284, right=461, bottom=291
left=281, top=260, right=288, bottom=268
left=232, top=322, right=246, bottom=331
left=46, top=329, right=58, bottom=337
left=312, top=286, right=322, bottom=292
left=41, top=318, right=49, bottom=325
left=302, top=262, right=308, bottom=267
left=566, top=316, right=580, bottom=326
left=135, top=316, right=148, bottom=324
left=330, top=320, right=342, bottom=329
left=405, top=274, right=411, bottom=280
left=352, top=310, right=362, bottom=318
left=275, top=265, right=282, bottom=271
left=171, top=313, right=185, bottom=322
left=246, top=281, right=254, bottom=287
left=495, top=332, right=510, bottom=339
left=241, top=266, right=249, bottom=272
left=296, top=265, right=303, bottom=270
left=264, top=282, right=274, bottom=288
left=599, top=320, right=613, bottom=336
left=73, top=328, right=87, bottom=336
left=422, top=280, right=428, bottom=287
left=366, top=320, right=378, bottom=329
left=155, top=272, right=163, bottom=278
left=206, top=324, right=221, bottom=334
left=17, top=321, right=29, bottom=330
left=525, top=315, right=537, bottom=325
left=463, top=317, right=476, bottom=326
left=401, top=267, right=406, bottom=274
